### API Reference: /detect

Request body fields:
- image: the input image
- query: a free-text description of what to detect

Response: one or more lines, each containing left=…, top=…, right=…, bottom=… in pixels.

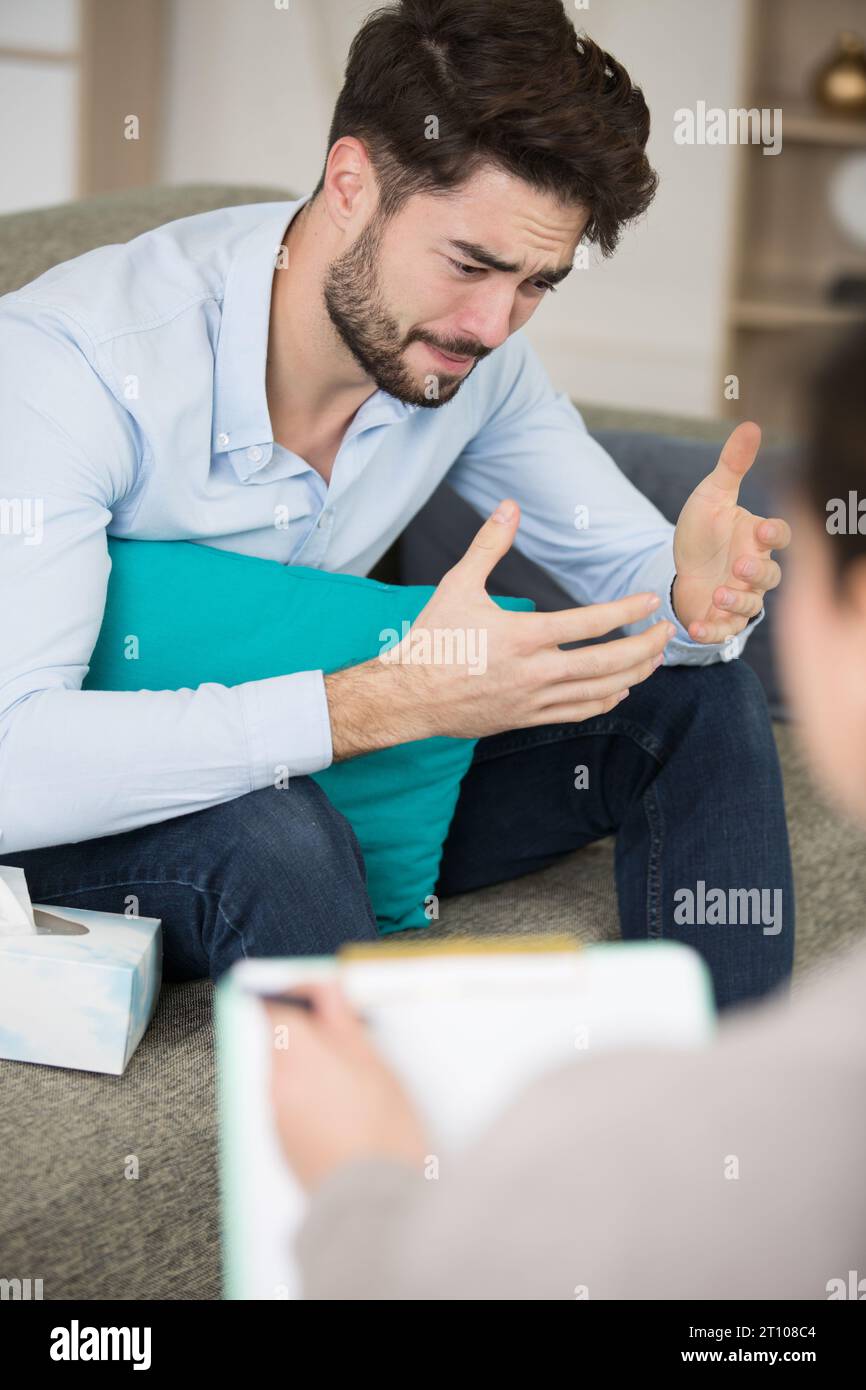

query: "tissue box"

left=0, top=901, right=162, bottom=1075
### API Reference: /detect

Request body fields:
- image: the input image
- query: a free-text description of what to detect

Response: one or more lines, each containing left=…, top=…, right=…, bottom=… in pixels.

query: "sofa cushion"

left=0, top=979, right=220, bottom=1299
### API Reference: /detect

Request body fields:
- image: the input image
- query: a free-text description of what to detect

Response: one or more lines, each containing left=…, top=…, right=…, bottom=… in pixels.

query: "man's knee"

left=657, top=659, right=776, bottom=764
left=206, top=778, right=365, bottom=886
left=695, top=659, right=773, bottom=750
left=197, top=778, right=377, bottom=960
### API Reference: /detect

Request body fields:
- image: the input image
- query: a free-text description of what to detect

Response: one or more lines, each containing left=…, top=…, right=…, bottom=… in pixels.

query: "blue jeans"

left=1, top=661, right=793, bottom=1010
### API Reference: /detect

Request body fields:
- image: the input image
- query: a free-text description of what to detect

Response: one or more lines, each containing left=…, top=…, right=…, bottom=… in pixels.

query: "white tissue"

left=0, top=865, right=37, bottom=935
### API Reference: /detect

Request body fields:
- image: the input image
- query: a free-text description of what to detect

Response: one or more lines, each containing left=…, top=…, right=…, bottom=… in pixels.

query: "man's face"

left=323, top=165, right=588, bottom=408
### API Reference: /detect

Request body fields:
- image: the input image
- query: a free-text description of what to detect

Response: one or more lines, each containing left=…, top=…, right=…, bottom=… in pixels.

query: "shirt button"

left=246, top=445, right=263, bottom=463
left=721, top=636, right=738, bottom=662
left=217, top=432, right=230, bottom=449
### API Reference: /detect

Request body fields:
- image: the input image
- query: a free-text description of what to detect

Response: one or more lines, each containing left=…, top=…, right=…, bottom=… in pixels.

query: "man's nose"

left=454, top=288, right=516, bottom=352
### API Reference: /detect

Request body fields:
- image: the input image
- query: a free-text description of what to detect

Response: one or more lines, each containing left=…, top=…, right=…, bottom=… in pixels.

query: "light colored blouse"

left=297, top=940, right=866, bottom=1299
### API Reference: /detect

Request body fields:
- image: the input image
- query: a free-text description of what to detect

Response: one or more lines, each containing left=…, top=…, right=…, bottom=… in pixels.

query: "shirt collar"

left=344, top=389, right=419, bottom=442
left=212, top=195, right=307, bottom=466
left=212, top=193, right=420, bottom=481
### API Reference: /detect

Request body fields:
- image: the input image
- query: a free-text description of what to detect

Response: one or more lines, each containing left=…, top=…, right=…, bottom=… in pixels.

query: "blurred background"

left=1, top=0, right=865, bottom=431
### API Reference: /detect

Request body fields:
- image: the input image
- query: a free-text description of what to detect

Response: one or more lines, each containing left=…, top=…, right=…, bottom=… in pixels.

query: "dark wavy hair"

left=803, top=324, right=866, bottom=585
left=312, top=0, right=658, bottom=255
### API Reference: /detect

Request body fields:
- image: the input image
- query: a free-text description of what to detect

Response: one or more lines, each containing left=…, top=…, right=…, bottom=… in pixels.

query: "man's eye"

left=449, top=258, right=483, bottom=277
left=447, top=258, right=556, bottom=294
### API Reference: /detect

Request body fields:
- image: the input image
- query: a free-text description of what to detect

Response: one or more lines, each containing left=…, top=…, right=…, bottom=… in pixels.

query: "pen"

left=257, top=990, right=315, bottom=1011
left=256, top=988, right=370, bottom=1025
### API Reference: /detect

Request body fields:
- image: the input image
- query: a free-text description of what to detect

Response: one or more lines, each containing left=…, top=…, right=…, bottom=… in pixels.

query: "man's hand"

left=672, top=422, right=791, bottom=643
left=264, top=983, right=428, bottom=1192
left=325, top=499, right=675, bottom=760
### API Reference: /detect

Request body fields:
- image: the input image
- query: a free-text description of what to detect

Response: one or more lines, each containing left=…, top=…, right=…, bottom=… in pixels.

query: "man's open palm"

left=672, top=421, right=791, bottom=643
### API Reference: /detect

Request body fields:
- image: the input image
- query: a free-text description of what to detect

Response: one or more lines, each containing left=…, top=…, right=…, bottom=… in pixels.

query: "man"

left=0, top=0, right=790, bottom=1007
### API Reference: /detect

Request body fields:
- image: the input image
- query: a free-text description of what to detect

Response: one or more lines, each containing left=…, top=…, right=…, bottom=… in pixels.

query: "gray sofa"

left=1, top=186, right=864, bottom=1301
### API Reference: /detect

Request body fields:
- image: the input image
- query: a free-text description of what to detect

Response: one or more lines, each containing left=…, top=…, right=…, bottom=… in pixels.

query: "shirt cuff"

left=629, top=538, right=765, bottom=667
left=238, top=669, right=333, bottom=787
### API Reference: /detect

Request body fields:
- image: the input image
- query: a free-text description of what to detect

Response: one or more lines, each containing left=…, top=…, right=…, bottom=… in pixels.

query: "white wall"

left=161, top=0, right=352, bottom=195
left=524, top=0, right=750, bottom=418
left=0, top=0, right=80, bottom=215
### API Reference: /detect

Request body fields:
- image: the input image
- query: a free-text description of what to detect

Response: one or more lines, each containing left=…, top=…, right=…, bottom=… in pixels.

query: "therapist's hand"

left=264, top=982, right=429, bottom=1192
left=672, top=422, right=791, bottom=642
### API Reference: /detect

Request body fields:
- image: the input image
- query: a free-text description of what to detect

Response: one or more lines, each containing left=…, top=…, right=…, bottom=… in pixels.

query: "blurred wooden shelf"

left=725, top=0, right=866, bottom=432
left=731, top=281, right=866, bottom=329
left=777, top=101, right=866, bottom=148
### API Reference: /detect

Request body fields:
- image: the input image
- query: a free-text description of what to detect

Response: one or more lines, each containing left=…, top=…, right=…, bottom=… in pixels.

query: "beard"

left=322, top=212, right=488, bottom=409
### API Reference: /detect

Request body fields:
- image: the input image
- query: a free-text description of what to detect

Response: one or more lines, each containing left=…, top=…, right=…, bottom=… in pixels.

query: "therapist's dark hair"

left=311, top=0, right=658, bottom=257
left=803, top=323, right=866, bottom=586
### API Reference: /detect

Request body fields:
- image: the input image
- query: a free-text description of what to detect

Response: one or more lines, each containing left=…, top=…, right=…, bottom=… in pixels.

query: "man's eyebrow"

left=446, top=239, right=574, bottom=285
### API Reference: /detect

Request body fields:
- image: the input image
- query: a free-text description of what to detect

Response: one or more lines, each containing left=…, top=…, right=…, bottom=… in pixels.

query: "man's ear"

left=321, top=136, right=377, bottom=230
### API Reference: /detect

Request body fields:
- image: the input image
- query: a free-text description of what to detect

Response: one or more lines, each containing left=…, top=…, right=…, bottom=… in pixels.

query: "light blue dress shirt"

left=0, top=196, right=758, bottom=853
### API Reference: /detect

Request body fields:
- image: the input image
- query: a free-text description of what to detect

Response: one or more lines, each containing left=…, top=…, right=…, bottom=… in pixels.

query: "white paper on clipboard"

left=217, top=938, right=715, bottom=1300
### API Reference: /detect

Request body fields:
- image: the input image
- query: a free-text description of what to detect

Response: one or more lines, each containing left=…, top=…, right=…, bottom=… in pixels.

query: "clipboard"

left=217, top=937, right=715, bottom=1299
